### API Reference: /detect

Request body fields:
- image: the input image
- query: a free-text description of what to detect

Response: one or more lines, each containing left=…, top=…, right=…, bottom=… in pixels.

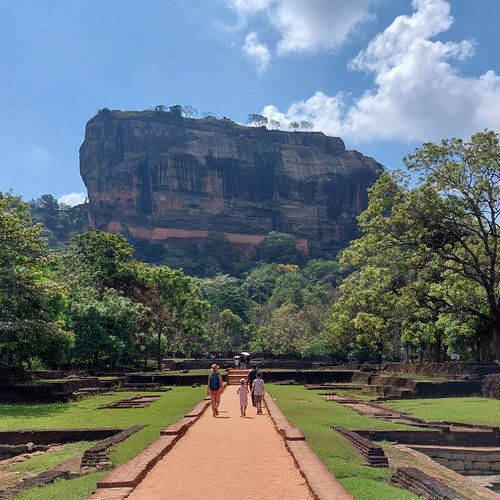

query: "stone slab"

left=160, top=417, right=196, bottom=436
left=184, top=400, right=210, bottom=418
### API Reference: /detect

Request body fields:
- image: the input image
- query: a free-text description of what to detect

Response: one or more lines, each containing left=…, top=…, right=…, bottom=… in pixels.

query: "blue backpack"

left=209, top=371, right=220, bottom=390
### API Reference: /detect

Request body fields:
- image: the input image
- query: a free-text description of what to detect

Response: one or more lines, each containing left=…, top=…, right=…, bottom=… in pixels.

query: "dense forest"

left=1, top=131, right=499, bottom=369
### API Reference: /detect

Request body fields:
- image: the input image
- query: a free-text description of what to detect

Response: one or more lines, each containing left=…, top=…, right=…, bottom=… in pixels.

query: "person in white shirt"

left=251, top=372, right=265, bottom=414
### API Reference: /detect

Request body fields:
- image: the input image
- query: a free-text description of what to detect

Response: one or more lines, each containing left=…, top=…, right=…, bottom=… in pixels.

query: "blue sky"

left=1, top=0, right=500, bottom=205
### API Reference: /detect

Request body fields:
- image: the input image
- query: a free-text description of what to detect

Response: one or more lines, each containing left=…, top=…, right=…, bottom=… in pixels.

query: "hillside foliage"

left=1, top=131, right=499, bottom=368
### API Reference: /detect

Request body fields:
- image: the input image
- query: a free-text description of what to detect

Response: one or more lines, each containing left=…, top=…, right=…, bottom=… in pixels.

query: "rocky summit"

left=80, top=109, right=383, bottom=253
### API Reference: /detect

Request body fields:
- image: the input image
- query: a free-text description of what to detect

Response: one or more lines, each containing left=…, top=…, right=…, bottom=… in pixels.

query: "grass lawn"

left=0, top=386, right=205, bottom=499
left=16, top=472, right=108, bottom=500
left=267, top=385, right=418, bottom=500
left=383, top=397, right=500, bottom=427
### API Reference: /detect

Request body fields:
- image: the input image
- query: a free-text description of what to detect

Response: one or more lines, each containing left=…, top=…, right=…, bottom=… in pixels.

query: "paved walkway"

left=128, top=385, right=313, bottom=500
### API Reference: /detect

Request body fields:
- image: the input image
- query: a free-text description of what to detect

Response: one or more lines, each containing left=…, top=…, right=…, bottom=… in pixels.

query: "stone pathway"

left=127, top=385, right=314, bottom=500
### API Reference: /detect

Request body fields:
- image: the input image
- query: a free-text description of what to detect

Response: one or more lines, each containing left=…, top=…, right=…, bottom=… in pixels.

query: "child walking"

left=251, top=372, right=265, bottom=414
left=237, top=377, right=249, bottom=417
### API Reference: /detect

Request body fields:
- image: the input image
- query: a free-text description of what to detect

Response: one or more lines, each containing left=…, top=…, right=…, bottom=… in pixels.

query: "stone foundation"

left=410, top=446, right=500, bottom=475
left=482, top=374, right=500, bottom=399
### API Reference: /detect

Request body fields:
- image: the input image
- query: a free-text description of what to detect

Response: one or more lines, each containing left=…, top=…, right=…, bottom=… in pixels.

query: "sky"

left=1, top=0, right=500, bottom=206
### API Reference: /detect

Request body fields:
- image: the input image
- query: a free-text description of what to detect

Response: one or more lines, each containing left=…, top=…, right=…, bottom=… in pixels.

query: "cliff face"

left=80, top=110, right=383, bottom=251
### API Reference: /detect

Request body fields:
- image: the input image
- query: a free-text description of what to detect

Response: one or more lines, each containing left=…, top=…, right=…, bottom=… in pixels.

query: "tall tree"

left=333, top=131, right=500, bottom=362
left=0, top=192, right=70, bottom=367
left=146, top=266, right=208, bottom=370
left=403, top=131, right=500, bottom=360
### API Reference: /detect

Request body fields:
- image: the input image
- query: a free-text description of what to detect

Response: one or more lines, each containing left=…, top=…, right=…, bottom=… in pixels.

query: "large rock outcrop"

left=80, top=109, right=383, bottom=251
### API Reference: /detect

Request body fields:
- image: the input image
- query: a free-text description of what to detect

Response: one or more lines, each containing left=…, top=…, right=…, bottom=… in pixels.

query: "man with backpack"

left=207, top=364, right=224, bottom=417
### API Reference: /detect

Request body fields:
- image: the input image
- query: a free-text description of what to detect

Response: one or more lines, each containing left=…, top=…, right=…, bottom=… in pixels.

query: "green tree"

left=198, top=274, right=251, bottom=322
left=147, top=266, right=208, bottom=370
left=68, top=287, right=143, bottom=367
left=289, top=121, right=300, bottom=131
left=254, top=231, right=303, bottom=264
left=63, top=231, right=134, bottom=292
left=251, top=303, right=326, bottom=356
left=0, top=192, right=70, bottom=367
left=331, top=131, right=500, bottom=362
left=242, top=263, right=282, bottom=304
left=402, top=131, right=500, bottom=360
left=206, top=308, right=249, bottom=354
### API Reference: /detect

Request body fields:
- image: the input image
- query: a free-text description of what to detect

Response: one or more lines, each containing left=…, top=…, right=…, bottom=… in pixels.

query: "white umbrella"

left=241, top=351, right=250, bottom=356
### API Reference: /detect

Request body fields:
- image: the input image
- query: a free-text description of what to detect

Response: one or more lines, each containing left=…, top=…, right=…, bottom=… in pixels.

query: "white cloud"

left=262, top=91, right=345, bottom=131
left=58, top=192, right=87, bottom=206
left=272, top=0, right=375, bottom=55
left=225, top=0, right=376, bottom=55
left=225, top=0, right=270, bottom=19
left=261, top=0, right=500, bottom=143
left=243, top=32, right=271, bottom=74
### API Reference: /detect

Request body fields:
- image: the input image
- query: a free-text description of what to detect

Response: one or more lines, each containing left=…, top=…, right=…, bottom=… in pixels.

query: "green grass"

left=5, top=441, right=94, bottom=476
left=16, top=472, right=108, bottom=500
left=0, top=387, right=205, bottom=498
left=268, top=385, right=419, bottom=500
left=383, top=397, right=500, bottom=426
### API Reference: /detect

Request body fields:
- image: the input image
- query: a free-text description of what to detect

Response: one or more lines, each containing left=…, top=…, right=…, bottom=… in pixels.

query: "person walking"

left=237, top=377, right=249, bottom=417
left=207, top=364, right=224, bottom=417
left=247, top=365, right=258, bottom=407
left=251, top=372, right=265, bottom=414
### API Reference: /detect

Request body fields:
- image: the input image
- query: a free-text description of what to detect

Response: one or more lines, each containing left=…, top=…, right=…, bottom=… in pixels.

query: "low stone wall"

left=0, top=428, right=122, bottom=445
left=0, top=378, right=107, bottom=403
left=129, top=370, right=355, bottom=386
left=410, top=446, right=500, bottom=476
left=482, top=374, right=500, bottom=399
left=411, top=380, right=482, bottom=398
left=383, top=362, right=499, bottom=378
left=27, top=370, right=89, bottom=379
left=0, top=443, right=52, bottom=460
left=355, top=429, right=500, bottom=447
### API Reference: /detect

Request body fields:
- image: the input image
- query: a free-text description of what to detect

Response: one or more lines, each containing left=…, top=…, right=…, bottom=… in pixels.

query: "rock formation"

left=80, top=109, right=383, bottom=252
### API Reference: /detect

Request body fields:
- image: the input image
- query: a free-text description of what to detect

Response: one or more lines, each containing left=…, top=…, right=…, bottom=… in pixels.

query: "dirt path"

left=128, top=385, right=313, bottom=500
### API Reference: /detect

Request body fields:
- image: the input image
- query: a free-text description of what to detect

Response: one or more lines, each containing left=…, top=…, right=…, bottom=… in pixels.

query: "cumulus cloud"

left=260, top=0, right=500, bottom=143
left=225, top=0, right=375, bottom=58
left=58, top=192, right=87, bottom=206
left=271, top=0, right=375, bottom=55
left=242, top=32, right=271, bottom=74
